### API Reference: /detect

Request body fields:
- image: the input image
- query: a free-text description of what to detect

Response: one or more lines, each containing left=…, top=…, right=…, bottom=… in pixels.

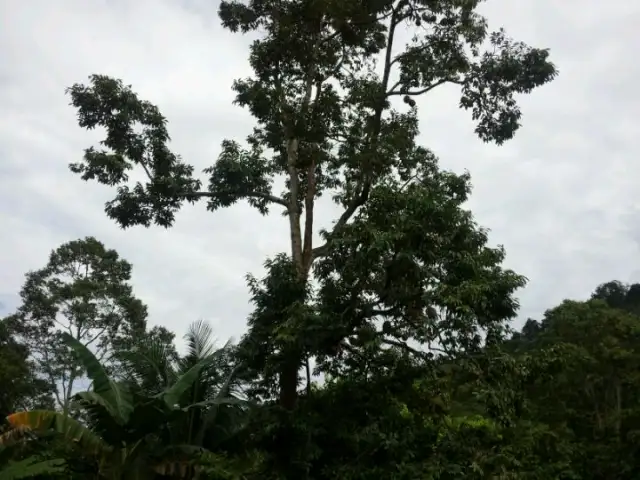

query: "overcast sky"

left=1, top=0, right=639, bottom=349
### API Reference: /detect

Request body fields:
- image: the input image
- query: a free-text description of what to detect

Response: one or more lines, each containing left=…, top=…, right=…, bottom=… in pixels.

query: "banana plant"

left=117, top=321, right=248, bottom=450
left=114, top=320, right=250, bottom=478
left=3, top=332, right=239, bottom=479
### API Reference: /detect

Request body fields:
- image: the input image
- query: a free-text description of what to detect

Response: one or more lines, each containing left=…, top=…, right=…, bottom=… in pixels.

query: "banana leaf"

left=6, top=410, right=110, bottom=457
left=160, top=355, right=214, bottom=408
left=0, top=457, right=65, bottom=480
left=61, top=332, right=133, bottom=424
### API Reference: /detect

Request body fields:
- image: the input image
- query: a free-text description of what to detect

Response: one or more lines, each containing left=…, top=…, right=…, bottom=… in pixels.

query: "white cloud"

left=1, top=0, right=639, bottom=350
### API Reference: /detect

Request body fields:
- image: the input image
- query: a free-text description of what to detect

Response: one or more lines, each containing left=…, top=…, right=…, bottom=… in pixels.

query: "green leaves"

left=313, top=166, right=526, bottom=372
left=160, top=356, right=214, bottom=409
left=0, top=457, right=65, bottom=480
left=0, top=319, right=53, bottom=417
left=65, top=1, right=556, bottom=238
left=203, top=139, right=284, bottom=215
left=67, top=75, right=202, bottom=228
left=461, top=29, right=557, bottom=144
left=3, top=321, right=248, bottom=479
left=502, top=287, right=640, bottom=479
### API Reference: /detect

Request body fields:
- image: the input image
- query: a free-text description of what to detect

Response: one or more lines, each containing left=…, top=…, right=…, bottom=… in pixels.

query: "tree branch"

left=387, top=78, right=461, bottom=97
left=301, top=81, right=325, bottom=273
left=46, top=350, right=64, bottom=410
left=369, top=307, right=399, bottom=317
left=286, top=32, right=324, bottom=276
left=381, top=337, right=425, bottom=356
left=311, top=10, right=400, bottom=260
left=305, top=357, right=312, bottom=396
left=52, top=316, right=71, bottom=334
left=85, top=325, right=109, bottom=347
left=55, top=376, right=66, bottom=411
left=301, top=165, right=316, bottom=271
left=287, top=146, right=304, bottom=271
left=427, top=342, right=451, bottom=356
left=140, top=161, right=154, bottom=182
left=186, top=191, right=288, bottom=208
left=63, top=372, right=76, bottom=415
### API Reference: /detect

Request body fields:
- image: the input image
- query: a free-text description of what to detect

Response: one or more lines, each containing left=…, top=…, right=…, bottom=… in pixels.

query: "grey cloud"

left=0, top=294, right=18, bottom=317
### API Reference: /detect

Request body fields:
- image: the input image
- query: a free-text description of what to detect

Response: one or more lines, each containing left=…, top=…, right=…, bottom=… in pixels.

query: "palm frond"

left=184, top=320, right=216, bottom=362
left=117, top=340, right=178, bottom=395
left=194, top=368, right=247, bottom=446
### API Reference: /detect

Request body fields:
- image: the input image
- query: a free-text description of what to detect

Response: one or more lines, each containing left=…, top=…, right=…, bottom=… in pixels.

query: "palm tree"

left=117, top=320, right=249, bottom=452
left=2, top=329, right=244, bottom=479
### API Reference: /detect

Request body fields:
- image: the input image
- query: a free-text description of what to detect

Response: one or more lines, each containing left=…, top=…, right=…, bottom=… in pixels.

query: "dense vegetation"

left=3, top=0, right=636, bottom=478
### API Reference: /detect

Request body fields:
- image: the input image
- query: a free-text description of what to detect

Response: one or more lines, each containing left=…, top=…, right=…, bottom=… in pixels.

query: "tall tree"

left=6, top=237, right=147, bottom=414
left=65, top=0, right=556, bottom=416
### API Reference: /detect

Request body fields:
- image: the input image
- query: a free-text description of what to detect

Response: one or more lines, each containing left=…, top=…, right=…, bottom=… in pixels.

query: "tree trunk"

left=276, top=10, right=399, bottom=412
left=614, top=380, right=622, bottom=437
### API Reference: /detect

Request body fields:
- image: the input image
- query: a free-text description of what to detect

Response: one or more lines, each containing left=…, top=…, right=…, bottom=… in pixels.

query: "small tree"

left=6, top=237, right=147, bottom=414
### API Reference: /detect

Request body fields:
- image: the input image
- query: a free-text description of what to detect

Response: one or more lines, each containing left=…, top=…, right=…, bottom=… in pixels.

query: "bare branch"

left=85, top=325, right=109, bottom=347
left=53, top=381, right=64, bottom=411
left=52, top=316, right=70, bottom=334
left=286, top=32, right=325, bottom=276
left=387, top=78, right=461, bottom=97
left=381, top=337, right=428, bottom=358
left=301, top=81, right=326, bottom=272
left=305, top=357, right=312, bottom=395
left=140, top=161, right=153, bottom=182
left=312, top=10, right=401, bottom=260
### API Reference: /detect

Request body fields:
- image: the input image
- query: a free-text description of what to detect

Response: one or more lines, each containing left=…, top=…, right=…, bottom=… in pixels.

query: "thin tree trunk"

left=62, top=373, right=76, bottom=416
left=615, top=381, right=622, bottom=437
